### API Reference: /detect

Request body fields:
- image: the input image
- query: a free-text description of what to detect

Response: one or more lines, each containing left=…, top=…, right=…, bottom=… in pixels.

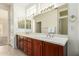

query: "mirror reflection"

left=17, top=4, right=68, bottom=35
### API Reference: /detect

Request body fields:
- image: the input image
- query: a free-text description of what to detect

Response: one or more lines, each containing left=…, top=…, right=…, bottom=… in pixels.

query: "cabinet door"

left=17, top=36, right=20, bottom=49
left=16, top=35, right=19, bottom=48
left=19, top=36, right=24, bottom=51
left=24, top=39, right=28, bottom=54
left=33, top=39, right=42, bottom=56
left=43, top=42, right=59, bottom=56
left=59, top=45, right=64, bottom=56
left=19, top=39, right=24, bottom=51
left=27, top=38, right=33, bottom=56
left=24, top=37, right=33, bottom=56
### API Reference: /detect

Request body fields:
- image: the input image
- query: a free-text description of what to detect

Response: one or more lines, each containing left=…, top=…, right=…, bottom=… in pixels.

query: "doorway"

left=36, top=22, right=41, bottom=33
left=0, top=9, right=9, bottom=46
left=59, top=18, right=68, bottom=35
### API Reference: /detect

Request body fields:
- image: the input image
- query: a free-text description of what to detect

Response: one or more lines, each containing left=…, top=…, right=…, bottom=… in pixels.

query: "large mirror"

left=18, top=20, right=31, bottom=29
left=18, top=20, right=25, bottom=29
left=34, top=4, right=68, bottom=35
left=26, top=20, right=31, bottom=29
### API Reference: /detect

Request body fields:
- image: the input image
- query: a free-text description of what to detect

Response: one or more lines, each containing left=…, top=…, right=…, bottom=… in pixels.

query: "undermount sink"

left=35, top=34, right=48, bottom=39
left=39, top=35, right=53, bottom=40
left=34, top=33, right=54, bottom=40
left=39, top=35, right=66, bottom=40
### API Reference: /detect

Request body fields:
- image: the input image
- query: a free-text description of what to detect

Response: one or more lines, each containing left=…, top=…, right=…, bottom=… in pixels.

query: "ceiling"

left=0, top=3, right=37, bottom=10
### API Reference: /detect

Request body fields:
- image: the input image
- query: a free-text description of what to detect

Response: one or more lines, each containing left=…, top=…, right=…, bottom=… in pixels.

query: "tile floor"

left=0, top=45, right=26, bottom=56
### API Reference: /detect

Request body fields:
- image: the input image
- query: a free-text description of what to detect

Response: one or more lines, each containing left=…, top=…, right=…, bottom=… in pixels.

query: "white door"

left=0, top=9, right=9, bottom=45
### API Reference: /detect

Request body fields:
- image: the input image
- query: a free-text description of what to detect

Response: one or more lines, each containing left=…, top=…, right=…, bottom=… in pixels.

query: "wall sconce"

left=70, top=15, right=76, bottom=22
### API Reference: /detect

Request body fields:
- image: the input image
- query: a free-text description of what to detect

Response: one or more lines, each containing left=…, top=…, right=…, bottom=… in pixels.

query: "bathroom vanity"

left=16, top=33, right=68, bottom=56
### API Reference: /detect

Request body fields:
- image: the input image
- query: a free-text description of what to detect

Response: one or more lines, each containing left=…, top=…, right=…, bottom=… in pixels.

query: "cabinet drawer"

left=24, top=40, right=28, bottom=44
left=24, top=47, right=28, bottom=52
left=27, top=52, right=32, bottom=56
left=24, top=37, right=28, bottom=40
left=27, top=42, right=32, bottom=49
left=27, top=38, right=32, bottom=42
left=27, top=49, right=32, bottom=51
left=24, top=42, right=28, bottom=45
left=19, top=36, right=24, bottom=39
left=27, top=49, right=33, bottom=56
left=24, top=44, right=28, bottom=46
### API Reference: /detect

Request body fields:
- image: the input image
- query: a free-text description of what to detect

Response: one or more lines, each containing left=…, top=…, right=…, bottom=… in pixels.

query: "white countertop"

left=17, top=33, right=68, bottom=46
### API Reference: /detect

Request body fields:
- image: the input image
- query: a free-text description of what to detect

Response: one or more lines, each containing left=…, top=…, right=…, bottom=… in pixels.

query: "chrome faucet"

left=47, top=27, right=56, bottom=38
left=47, top=32, right=55, bottom=38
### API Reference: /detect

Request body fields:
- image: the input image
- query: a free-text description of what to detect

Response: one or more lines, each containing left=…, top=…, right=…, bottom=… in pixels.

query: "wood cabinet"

left=43, top=42, right=59, bottom=56
left=59, top=45, right=64, bottom=56
left=16, top=35, right=65, bottom=56
left=24, top=37, right=28, bottom=54
left=16, top=35, right=24, bottom=51
left=18, top=36, right=24, bottom=51
left=33, top=39, right=42, bottom=56
left=27, top=37, right=33, bottom=56
left=24, top=37, right=33, bottom=56
left=16, top=35, right=19, bottom=48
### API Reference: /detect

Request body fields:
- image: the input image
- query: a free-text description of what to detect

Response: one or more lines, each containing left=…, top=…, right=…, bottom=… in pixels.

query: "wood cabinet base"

left=16, top=35, right=66, bottom=56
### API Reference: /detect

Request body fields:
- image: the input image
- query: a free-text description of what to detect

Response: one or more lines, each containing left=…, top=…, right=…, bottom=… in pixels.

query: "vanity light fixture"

left=40, top=5, right=54, bottom=14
